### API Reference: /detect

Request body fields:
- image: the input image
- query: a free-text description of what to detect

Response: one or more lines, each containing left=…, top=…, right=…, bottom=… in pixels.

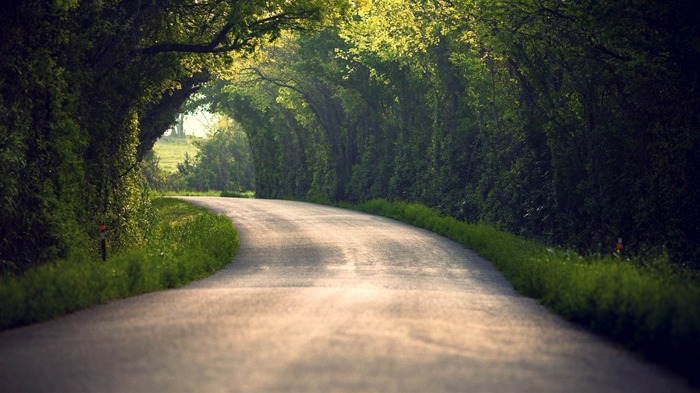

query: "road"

left=0, top=198, right=696, bottom=392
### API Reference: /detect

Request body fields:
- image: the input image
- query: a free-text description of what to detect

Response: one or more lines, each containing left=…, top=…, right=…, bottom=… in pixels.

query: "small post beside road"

left=616, top=237, right=623, bottom=255
left=100, top=223, right=107, bottom=261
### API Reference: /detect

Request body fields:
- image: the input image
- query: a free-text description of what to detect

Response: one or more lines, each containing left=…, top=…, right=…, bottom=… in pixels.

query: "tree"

left=178, top=117, right=255, bottom=192
left=0, top=0, right=352, bottom=273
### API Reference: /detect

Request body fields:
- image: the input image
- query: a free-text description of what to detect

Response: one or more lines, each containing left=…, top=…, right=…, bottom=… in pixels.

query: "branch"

left=591, top=42, right=633, bottom=62
left=136, top=71, right=212, bottom=161
left=241, top=67, right=335, bottom=137
left=132, top=12, right=315, bottom=56
left=242, top=67, right=307, bottom=97
left=133, top=21, right=236, bottom=55
left=537, top=6, right=577, bottom=23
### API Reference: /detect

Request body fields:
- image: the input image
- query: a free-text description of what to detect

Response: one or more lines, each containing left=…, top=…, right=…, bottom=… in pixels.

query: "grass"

left=220, top=190, right=256, bottom=198
left=340, top=198, right=700, bottom=384
left=0, top=198, right=238, bottom=330
left=154, top=190, right=255, bottom=198
left=153, top=135, right=200, bottom=172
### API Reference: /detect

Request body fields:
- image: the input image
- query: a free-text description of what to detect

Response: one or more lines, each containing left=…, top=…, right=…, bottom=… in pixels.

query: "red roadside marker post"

left=616, top=237, right=623, bottom=255
left=99, top=223, right=107, bottom=261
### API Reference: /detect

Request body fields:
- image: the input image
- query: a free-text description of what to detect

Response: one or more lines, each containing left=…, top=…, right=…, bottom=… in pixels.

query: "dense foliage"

left=0, top=0, right=349, bottom=274
left=210, top=0, right=700, bottom=267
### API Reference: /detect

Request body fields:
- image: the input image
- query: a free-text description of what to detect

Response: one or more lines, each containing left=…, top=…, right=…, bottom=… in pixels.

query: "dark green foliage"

left=0, top=1, right=90, bottom=273
left=0, top=198, right=238, bottom=330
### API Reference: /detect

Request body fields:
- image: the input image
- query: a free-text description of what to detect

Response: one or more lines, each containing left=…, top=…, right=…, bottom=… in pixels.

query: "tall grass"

left=154, top=190, right=255, bottom=198
left=0, top=198, right=238, bottom=330
left=344, top=199, right=700, bottom=383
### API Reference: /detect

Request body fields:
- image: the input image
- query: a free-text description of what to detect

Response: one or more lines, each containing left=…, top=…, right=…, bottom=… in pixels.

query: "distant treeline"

left=207, top=1, right=699, bottom=267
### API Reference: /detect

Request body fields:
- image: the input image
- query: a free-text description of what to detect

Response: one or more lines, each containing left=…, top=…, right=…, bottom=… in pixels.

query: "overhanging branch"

left=132, top=11, right=316, bottom=56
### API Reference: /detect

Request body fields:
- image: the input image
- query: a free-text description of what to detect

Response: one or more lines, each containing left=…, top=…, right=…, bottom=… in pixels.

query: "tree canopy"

left=202, top=0, right=700, bottom=267
left=2, top=0, right=699, bottom=272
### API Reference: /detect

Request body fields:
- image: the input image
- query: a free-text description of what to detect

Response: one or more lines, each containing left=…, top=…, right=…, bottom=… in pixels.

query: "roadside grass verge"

left=341, top=198, right=700, bottom=383
left=155, top=190, right=255, bottom=198
left=219, top=191, right=255, bottom=198
left=0, top=198, right=238, bottom=330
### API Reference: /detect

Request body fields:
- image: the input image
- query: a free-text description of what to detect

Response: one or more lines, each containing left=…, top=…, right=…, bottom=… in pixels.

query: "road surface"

left=0, top=198, right=696, bottom=392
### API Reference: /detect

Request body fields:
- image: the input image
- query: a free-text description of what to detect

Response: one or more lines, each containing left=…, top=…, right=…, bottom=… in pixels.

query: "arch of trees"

left=203, top=0, right=700, bottom=267
left=0, top=0, right=349, bottom=273
left=2, top=0, right=699, bottom=273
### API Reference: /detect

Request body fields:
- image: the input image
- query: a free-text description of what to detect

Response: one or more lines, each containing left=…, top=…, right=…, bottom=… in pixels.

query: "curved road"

left=0, top=198, right=695, bottom=392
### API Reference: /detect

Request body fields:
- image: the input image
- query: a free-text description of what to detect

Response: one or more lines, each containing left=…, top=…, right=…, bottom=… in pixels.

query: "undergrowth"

left=0, top=198, right=238, bottom=330
left=342, top=199, right=700, bottom=384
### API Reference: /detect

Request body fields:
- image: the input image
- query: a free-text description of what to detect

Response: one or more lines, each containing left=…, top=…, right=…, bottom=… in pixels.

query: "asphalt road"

left=0, top=198, right=696, bottom=392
